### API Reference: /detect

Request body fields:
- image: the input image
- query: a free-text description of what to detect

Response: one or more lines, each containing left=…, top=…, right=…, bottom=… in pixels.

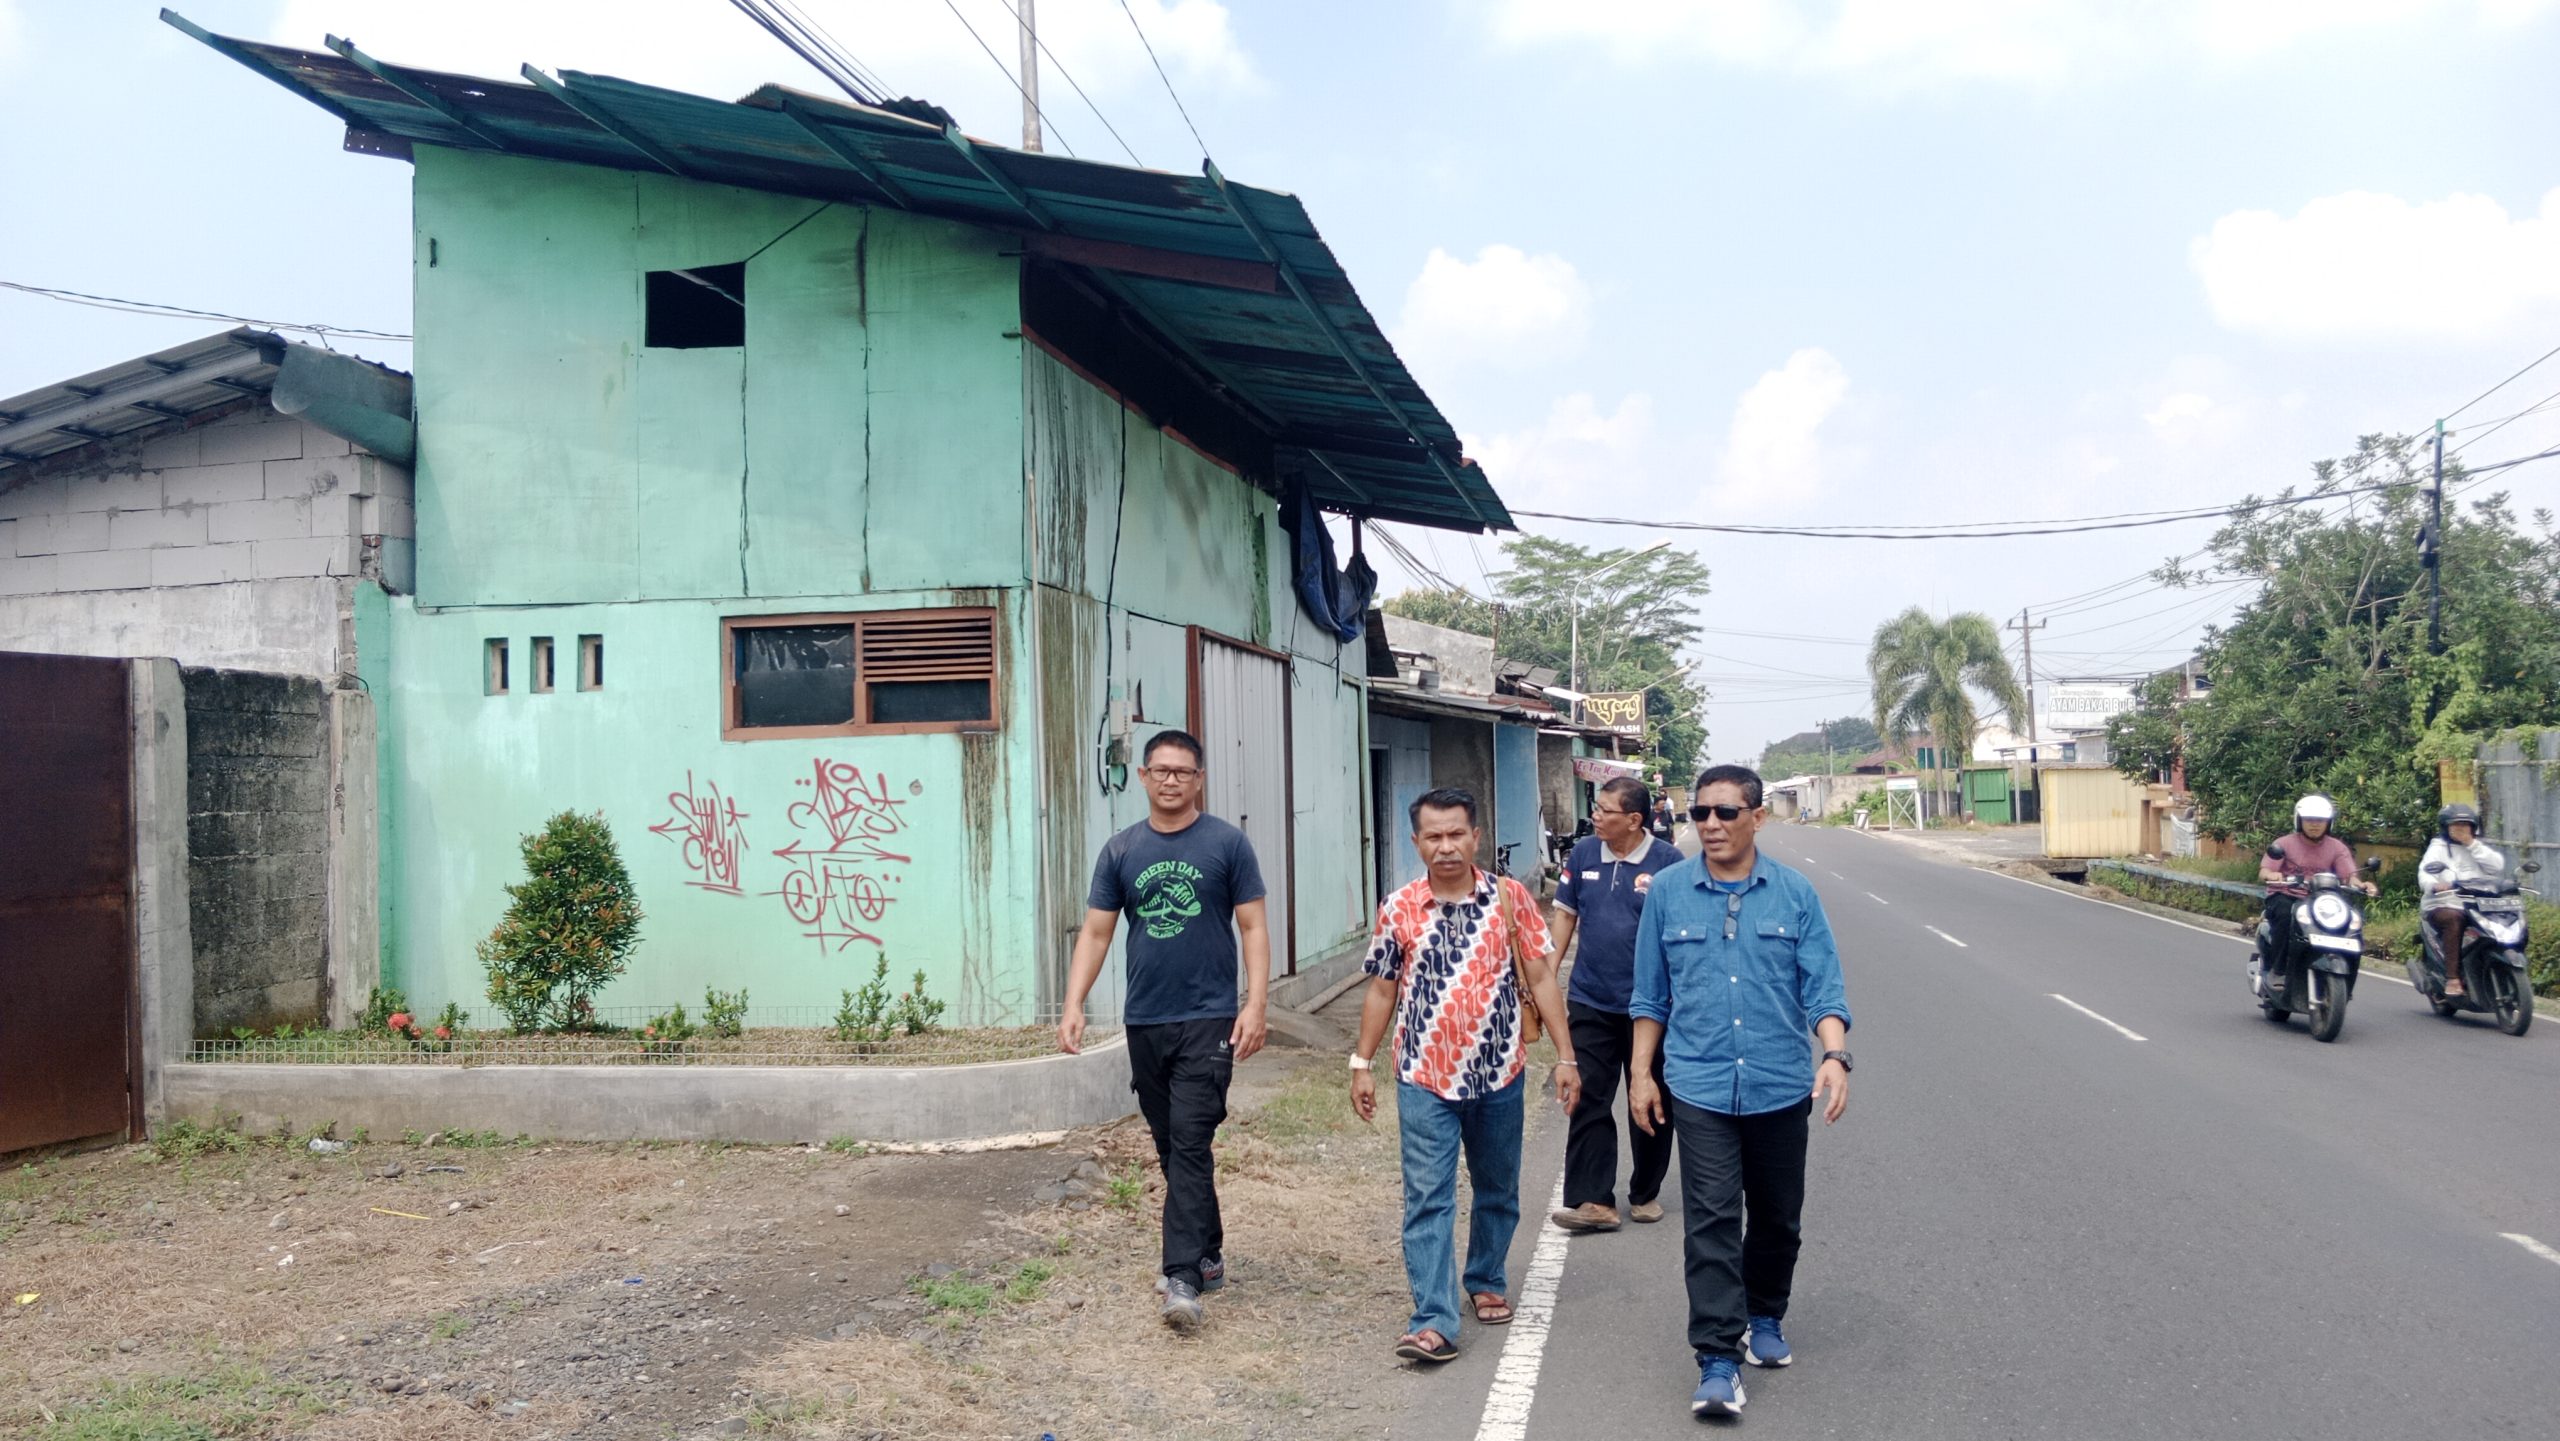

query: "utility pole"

left=2007, top=607, right=2046, bottom=758
left=1016, top=0, right=1043, bottom=152
left=1822, top=718, right=1833, bottom=777
left=2427, top=417, right=2445, bottom=654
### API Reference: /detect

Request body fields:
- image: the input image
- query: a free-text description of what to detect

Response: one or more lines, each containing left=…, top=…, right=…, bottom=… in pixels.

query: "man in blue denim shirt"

left=1630, top=765, right=1853, bottom=1419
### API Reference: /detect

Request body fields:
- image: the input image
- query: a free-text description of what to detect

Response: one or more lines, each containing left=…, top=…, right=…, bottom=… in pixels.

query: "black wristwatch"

left=1821, top=1049, right=1853, bottom=1073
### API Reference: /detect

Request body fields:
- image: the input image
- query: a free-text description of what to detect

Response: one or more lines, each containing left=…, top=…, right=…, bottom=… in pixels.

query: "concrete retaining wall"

left=184, top=666, right=332, bottom=1034
left=163, top=1036, right=1136, bottom=1145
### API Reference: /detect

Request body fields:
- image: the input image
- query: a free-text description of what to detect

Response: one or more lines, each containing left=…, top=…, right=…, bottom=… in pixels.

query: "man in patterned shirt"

left=1349, top=787, right=1580, bottom=1365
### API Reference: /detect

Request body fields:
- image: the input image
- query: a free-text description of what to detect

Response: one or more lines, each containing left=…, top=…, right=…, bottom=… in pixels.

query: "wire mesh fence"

left=187, top=1004, right=1116, bottom=1068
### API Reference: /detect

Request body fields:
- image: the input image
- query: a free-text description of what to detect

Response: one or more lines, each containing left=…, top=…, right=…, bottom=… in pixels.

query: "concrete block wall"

left=184, top=666, right=333, bottom=1036
left=0, top=406, right=414, bottom=678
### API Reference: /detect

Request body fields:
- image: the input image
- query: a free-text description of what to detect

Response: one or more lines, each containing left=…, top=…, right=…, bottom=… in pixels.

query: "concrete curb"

left=163, top=1035, right=1137, bottom=1145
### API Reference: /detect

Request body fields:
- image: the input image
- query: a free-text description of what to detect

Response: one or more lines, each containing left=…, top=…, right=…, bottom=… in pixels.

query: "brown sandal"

left=1396, top=1329, right=1460, bottom=1363
left=1472, top=1292, right=1514, bottom=1325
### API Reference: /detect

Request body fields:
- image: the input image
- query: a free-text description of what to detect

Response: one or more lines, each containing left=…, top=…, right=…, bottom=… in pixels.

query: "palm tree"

left=1867, top=608, right=2027, bottom=812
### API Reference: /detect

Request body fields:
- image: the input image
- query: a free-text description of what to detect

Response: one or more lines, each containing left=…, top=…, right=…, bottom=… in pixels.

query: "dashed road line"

left=2501, top=1233, right=2560, bottom=1268
left=1474, top=1174, right=1572, bottom=1441
left=1925, top=925, right=1968, bottom=948
left=1866, top=892, right=1890, bottom=905
left=2049, top=993, right=2147, bottom=1041
left=1828, top=869, right=1846, bottom=880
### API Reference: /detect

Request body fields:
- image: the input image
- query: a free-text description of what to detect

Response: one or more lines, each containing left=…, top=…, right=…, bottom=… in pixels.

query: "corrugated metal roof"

left=0, top=329, right=284, bottom=477
left=169, top=14, right=1512, bottom=533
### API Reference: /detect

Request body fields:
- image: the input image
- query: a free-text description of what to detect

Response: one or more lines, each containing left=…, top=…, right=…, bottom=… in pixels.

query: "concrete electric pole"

left=1017, top=0, right=1043, bottom=152
left=2007, top=608, right=2046, bottom=760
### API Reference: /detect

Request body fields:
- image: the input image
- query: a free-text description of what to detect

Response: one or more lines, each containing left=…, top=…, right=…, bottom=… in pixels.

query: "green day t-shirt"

left=1087, top=814, right=1267, bottom=1026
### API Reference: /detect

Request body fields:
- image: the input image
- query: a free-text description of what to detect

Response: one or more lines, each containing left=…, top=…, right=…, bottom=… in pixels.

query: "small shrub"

left=896, top=970, right=947, bottom=1036
left=1103, top=1165, right=1144, bottom=1211
left=912, top=1273, right=995, bottom=1314
left=640, top=1003, right=698, bottom=1054
left=150, top=1119, right=249, bottom=1161
left=1004, top=1259, right=1055, bottom=1304
left=834, top=954, right=894, bottom=1043
left=703, top=987, right=749, bottom=1039
left=480, top=810, right=644, bottom=1033
left=358, top=985, right=411, bottom=1034
left=822, top=1135, right=869, bottom=1156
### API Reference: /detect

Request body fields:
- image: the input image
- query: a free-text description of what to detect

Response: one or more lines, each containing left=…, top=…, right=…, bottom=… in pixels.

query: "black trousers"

left=2262, top=894, right=2294, bottom=960
left=1126, top=1016, right=1232, bottom=1290
left=1671, top=1095, right=1811, bottom=1359
left=1562, top=1002, right=1676, bottom=1210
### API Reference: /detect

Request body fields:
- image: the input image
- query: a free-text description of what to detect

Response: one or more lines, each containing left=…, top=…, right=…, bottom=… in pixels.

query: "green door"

left=1962, top=766, right=2012, bottom=825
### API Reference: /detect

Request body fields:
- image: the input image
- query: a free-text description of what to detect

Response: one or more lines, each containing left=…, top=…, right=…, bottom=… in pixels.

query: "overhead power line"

left=939, top=0, right=1080, bottom=158
left=0, top=278, right=411, bottom=342
left=998, top=0, right=1144, bottom=165
left=1117, top=0, right=1213, bottom=161
left=2442, top=339, right=2560, bottom=424
left=1510, top=479, right=2406, bottom=541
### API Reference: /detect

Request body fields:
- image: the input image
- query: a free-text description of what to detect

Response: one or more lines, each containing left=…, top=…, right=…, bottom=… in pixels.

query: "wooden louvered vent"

left=858, top=609, right=997, bottom=728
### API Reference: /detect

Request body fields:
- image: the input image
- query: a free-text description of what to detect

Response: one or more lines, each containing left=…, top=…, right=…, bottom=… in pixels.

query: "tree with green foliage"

left=1867, top=609, right=2026, bottom=802
left=1759, top=714, right=1881, bottom=779
left=1384, top=534, right=1713, bottom=781
left=2108, top=434, right=2560, bottom=845
left=481, top=810, right=644, bottom=1032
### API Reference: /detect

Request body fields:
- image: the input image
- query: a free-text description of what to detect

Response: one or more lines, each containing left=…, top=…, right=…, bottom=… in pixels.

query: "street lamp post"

left=1569, top=540, right=1672, bottom=695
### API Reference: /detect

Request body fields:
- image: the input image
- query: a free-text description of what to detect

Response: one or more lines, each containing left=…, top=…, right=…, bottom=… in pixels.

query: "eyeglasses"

left=1592, top=806, right=1637, bottom=818
left=1690, top=803, right=1751, bottom=823
left=1144, top=766, right=1201, bottom=782
left=1723, top=889, right=1744, bottom=940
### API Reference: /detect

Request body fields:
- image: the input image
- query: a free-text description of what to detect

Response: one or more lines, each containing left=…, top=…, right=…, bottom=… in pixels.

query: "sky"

left=5, top=1, right=2559, bottom=762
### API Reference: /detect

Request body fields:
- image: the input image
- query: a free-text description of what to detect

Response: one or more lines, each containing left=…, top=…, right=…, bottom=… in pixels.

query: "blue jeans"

left=1397, top=1077, right=1525, bottom=1343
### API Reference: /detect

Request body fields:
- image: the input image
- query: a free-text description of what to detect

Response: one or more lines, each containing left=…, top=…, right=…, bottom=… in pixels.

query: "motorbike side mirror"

left=2362, top=856, right=2378, bottom=872
left=2422, top=861, right=2448, bottom=875
left=2526, top=861, right=2544, bottom=875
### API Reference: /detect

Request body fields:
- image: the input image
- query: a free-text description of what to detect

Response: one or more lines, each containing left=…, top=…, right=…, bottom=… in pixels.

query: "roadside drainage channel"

left=162, top=1035, right=1135, bottom=1145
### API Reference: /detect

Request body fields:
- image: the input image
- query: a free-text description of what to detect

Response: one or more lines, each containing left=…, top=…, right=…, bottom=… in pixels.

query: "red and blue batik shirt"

left=1362, top=868, right=1551, bottom=1102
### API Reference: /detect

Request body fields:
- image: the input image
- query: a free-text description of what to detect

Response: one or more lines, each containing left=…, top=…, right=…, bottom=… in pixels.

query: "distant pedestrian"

left=1629, top=764, right=1852, bottom=1418
left=1547, top=776, right=1683, bottom=1233
left=1651, top=793, right=1678, bottom=843
left=1059, top=730, right=1271, bottom=1332
left=1349, top=787, right=1580, bottom=1364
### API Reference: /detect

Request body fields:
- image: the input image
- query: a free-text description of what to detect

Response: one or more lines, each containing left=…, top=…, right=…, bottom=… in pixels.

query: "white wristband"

left=1347, top=1054, right=1372, bottom=1071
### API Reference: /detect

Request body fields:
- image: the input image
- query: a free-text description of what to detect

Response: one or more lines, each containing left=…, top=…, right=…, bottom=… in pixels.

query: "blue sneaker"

left=1691, top=1354, right=1747, bottom=1416
left=1744, top=1315, right=1792, bottom=1367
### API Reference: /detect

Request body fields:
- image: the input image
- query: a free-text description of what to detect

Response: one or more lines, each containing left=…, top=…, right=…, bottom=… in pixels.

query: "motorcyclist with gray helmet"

left=2420, top=802, right=2504, bottom=998
left=2255, top=795, right=2374, bottom=989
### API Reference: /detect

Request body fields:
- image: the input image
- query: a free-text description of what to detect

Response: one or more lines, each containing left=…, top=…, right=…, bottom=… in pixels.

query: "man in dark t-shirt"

left=1060, top=729, right=1270, bottom=1332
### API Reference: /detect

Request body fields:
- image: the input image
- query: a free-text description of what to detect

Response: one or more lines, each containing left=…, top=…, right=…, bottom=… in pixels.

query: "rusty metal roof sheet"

left=167, top=12, right=1512, bottom=533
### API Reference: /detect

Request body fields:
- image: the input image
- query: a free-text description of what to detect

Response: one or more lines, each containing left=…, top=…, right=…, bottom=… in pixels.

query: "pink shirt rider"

left=2264, top=832, right=2358, bottom=898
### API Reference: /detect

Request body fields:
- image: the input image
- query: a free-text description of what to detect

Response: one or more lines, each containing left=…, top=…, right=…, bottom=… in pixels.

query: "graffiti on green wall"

left=650, top=771, right=753, bottom=894
left=773, top=759, right=920, bottom=952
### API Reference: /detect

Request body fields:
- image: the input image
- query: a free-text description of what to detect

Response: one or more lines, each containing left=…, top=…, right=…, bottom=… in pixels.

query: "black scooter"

left=2410, top=859, right=2540, bottom=1037
left=2252, top=866, right=2371, bottom=1043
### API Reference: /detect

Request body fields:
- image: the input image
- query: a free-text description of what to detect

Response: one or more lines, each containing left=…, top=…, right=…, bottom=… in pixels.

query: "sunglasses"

left=1689, top=803, right=1751, bottom=823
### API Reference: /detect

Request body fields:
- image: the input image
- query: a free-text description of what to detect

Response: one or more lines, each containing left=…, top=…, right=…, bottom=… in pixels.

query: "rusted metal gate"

left=0, top=652, right=140, bottom=1152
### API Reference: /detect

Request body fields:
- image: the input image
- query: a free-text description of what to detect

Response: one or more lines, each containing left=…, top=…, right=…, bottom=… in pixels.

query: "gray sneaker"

left=1160, top=1276, right=1204, bottom=1330
left=1198, top=1256, right=1225, bottom=1293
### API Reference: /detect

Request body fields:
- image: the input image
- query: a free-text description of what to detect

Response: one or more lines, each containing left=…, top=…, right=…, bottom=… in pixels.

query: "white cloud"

left=2190, top=187, right=2560, bottom=341
left=1396, top=244, right=1593, bottom=376
left=2144, top=391, right=2214, bottom=430
left=271, top=0, right=1259, bottom=140
left=1464, top=392, right=1653, bottom=509
left=0, top=1, right=21, bottom=69
left=1717, top=347, right=1849, bottom=508
left=1488, top=0, right=2553, bottom=86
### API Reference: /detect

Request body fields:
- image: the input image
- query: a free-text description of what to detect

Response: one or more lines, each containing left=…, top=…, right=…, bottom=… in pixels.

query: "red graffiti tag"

left=649, top=771, right=750, bottom=894
left=770, top=761, right=915, bottom=950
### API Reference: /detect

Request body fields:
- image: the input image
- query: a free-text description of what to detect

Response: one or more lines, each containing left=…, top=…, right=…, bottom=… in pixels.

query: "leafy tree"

left=481, top=811, right=644, bottom=1032
left=1384, top=535, right=1713, bottom=780
left=2107, top=434, right=2560, bottom=845
left=1867, top=609, right=2026, bottom=799
left=1759, top=715, right=1880, bottom=778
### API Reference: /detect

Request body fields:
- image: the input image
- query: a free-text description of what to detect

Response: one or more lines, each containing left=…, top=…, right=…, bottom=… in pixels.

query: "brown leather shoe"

left=1549, top=1202, right=1622, bottom=1232
left=1628, top=1200, right=1666, bottom=1224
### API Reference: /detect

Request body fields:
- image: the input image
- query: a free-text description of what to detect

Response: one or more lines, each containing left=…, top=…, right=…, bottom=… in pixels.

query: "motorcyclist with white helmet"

left=2419, top=802, right=2503, bottom=998
left=2255, top=796, right=2375, bottom=986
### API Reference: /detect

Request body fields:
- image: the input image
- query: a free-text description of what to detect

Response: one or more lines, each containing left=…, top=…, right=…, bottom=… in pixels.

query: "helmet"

left=2293, top=795, right=2336, bottom=826
left=2438, top=802, right=2481, bottom=832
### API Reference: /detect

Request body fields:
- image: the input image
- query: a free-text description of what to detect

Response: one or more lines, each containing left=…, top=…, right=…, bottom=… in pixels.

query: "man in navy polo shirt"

left=1548, top=776, right=1684, bottom=1232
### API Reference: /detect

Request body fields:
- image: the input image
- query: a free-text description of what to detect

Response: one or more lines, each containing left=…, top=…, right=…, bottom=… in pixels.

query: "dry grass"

left=741, top=1061, right=1418, bottom=1441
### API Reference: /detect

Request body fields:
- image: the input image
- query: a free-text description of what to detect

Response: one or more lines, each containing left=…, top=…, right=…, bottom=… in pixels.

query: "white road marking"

left=2049, top=993, right=2147, bottom=1041
left=1828, top=869, right=1846, bottom=879
left=1925, top=925, right=1968, bottom=948
left=2501, top=1233, right=2560, bottom=1268
left=1475, top=1174, right=1572, bottom=1441
left=1974, top=865, right=2250, bottom=946
left=1866, top=892, right=1890, bottom=905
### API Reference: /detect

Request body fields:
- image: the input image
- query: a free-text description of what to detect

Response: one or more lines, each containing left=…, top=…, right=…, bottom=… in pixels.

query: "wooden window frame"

left=721, top=606, right=1002, bottom=741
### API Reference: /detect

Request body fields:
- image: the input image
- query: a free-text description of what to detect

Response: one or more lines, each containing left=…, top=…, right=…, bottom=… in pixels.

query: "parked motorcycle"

left=2252, top=864, right=2372, bottom=1042
left=2410, top=859, right=2540, bottom=1037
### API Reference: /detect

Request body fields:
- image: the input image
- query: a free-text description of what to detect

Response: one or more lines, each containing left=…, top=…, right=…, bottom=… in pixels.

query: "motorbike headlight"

left=2310, top=892, right=2350, bottom=930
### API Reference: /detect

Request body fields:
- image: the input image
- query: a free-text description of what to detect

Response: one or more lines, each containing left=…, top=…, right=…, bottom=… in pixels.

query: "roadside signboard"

left=1580, top=690, right=1647, bottom=736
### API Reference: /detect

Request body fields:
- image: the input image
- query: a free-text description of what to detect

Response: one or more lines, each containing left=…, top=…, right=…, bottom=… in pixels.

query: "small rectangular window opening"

left=722, top=608, right=999, bottom=739
left=645, top=262, right=746, bottom=348
left=484, top=638, right=509, bottom=697
left=530, top=637, right=556, bottom=694
left=579, top=635, right=605, bottom=691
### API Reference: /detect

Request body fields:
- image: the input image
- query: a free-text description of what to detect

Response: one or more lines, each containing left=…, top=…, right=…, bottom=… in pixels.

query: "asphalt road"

left=1383, top=825, right=2560, bottom=1439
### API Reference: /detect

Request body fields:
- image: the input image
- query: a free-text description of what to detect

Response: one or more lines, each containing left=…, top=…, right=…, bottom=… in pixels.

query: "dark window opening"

left=531, top=637, right=556, bottom=694
left=645, top=262, right=747, bottom=348
left=579, top=635, right=605, bottom=691
left=484, top=638, right=509, bottom=696
left=734, top=623, right=855, bottom=728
